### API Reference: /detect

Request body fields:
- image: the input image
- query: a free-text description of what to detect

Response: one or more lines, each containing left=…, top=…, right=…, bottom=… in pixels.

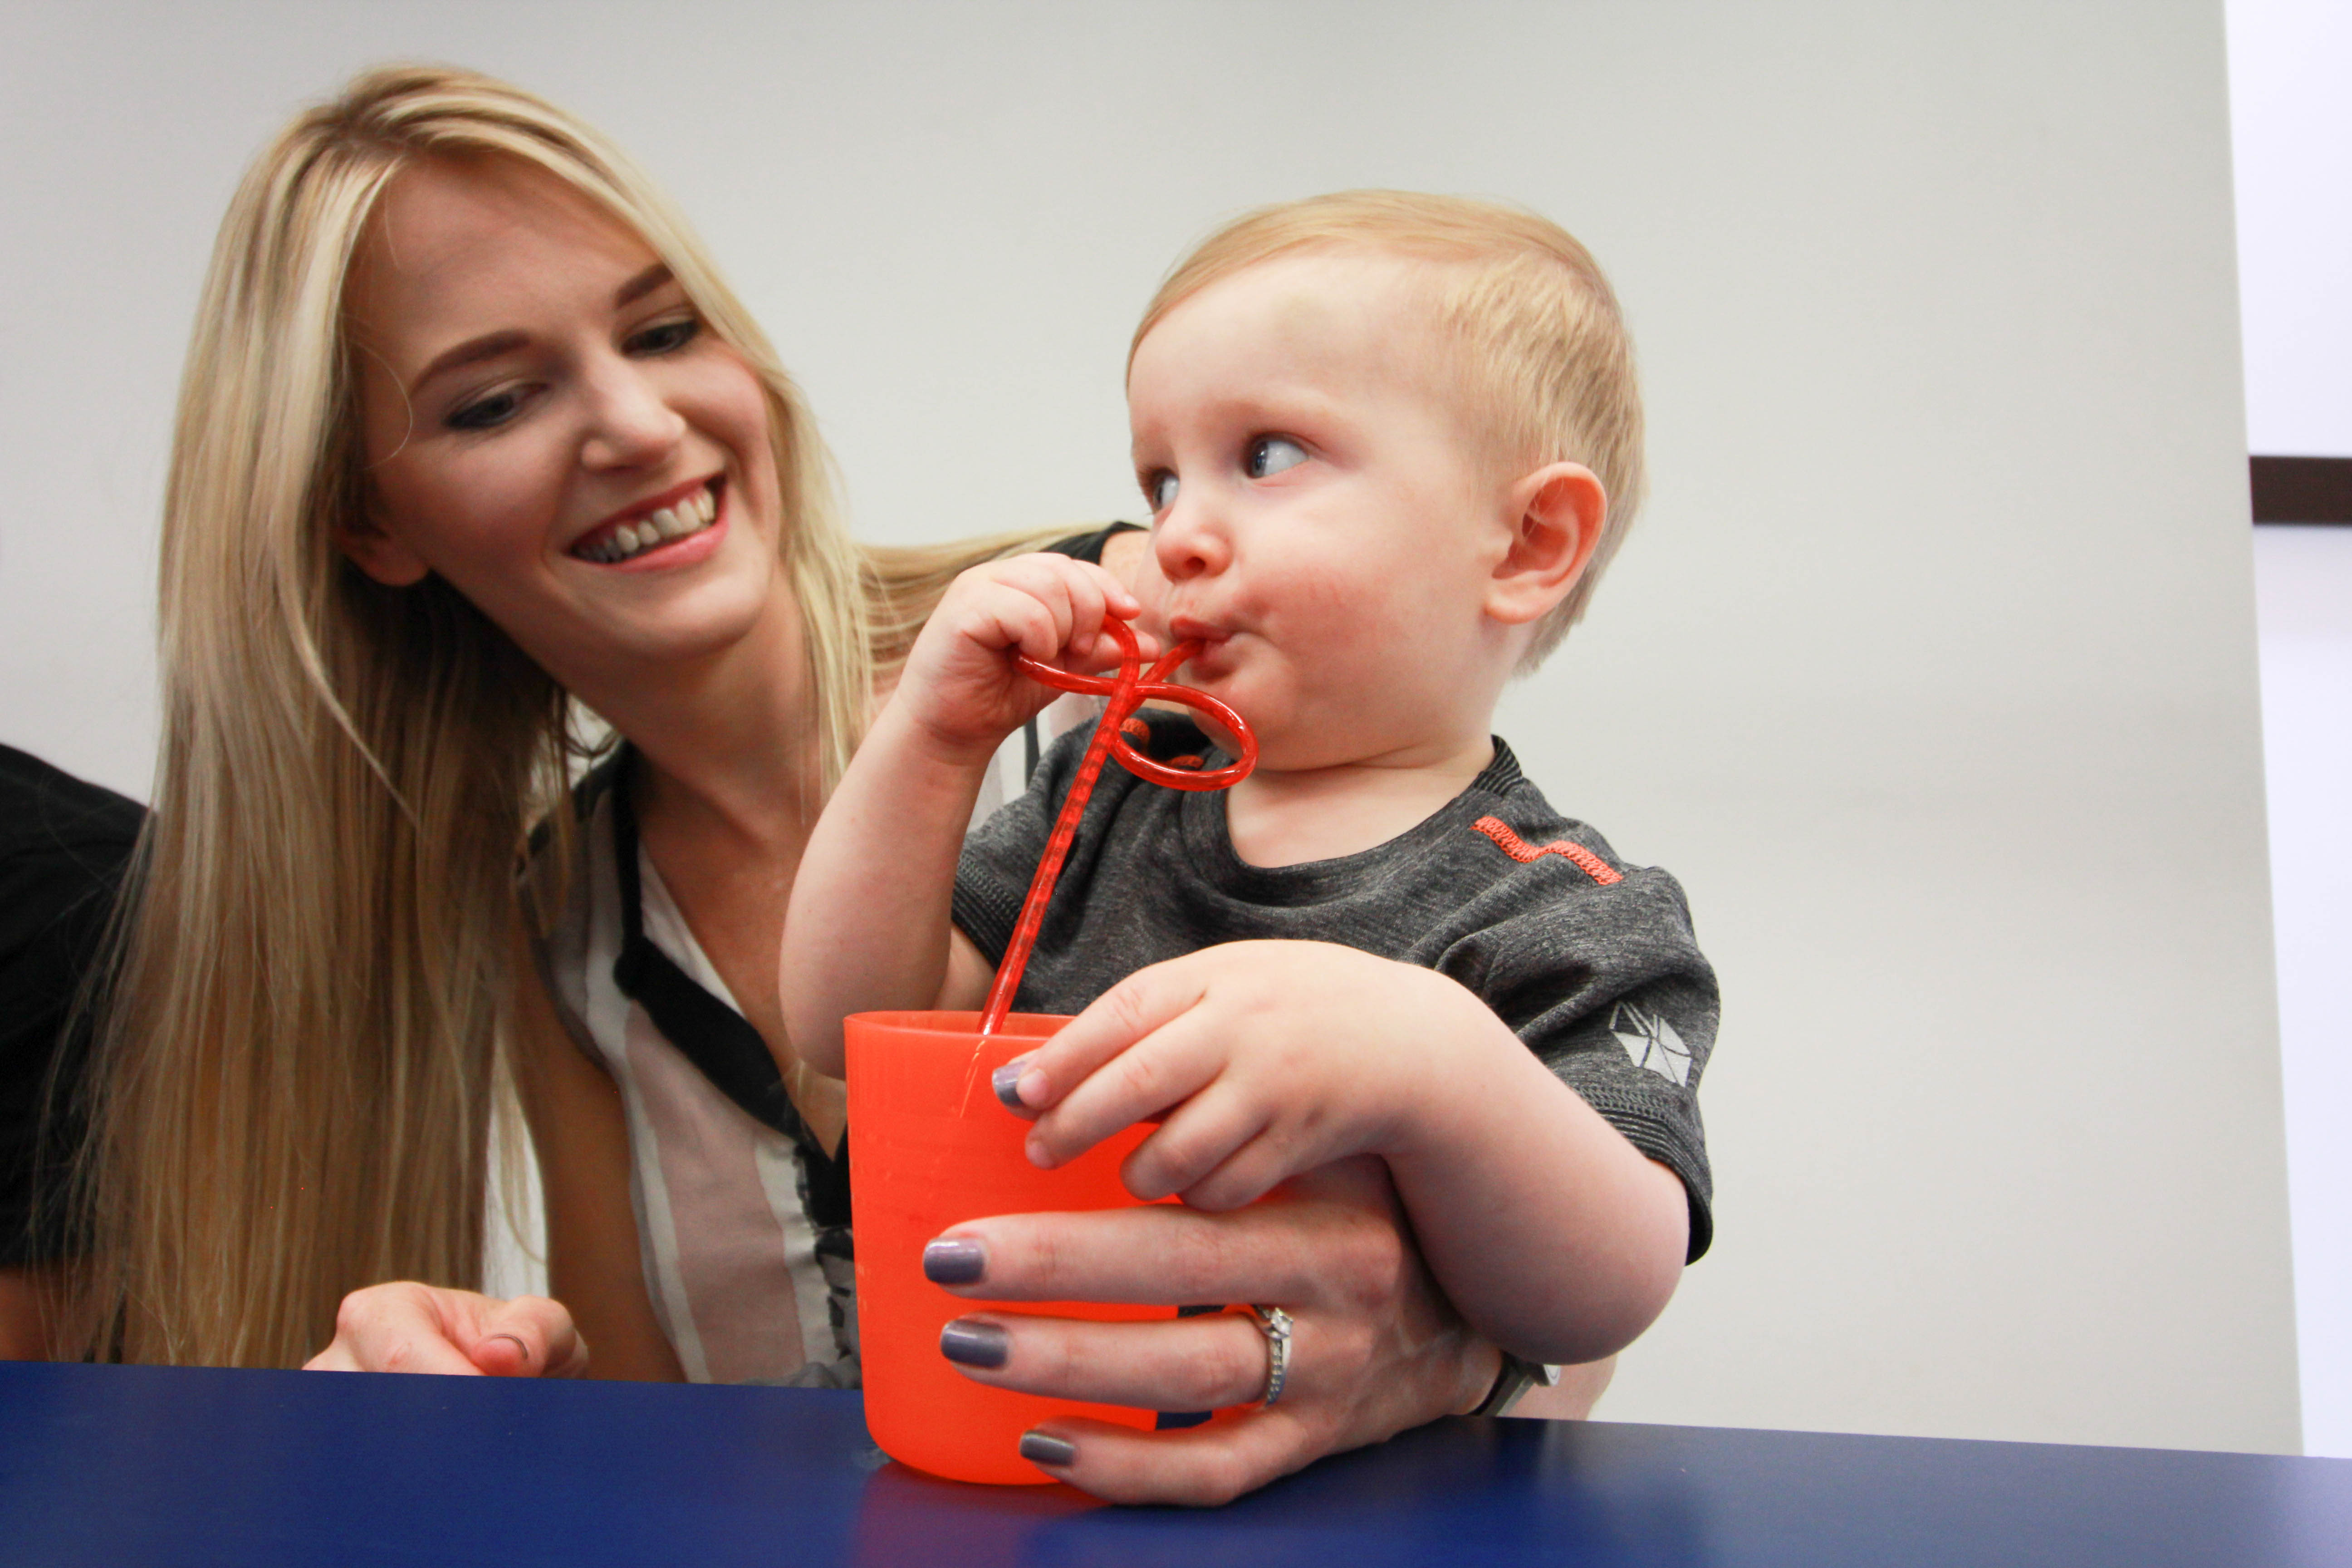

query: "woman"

left=74, top=65, right=1563, bottom=1503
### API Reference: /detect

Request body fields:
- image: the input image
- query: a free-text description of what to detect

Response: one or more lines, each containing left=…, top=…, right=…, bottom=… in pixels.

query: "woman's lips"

left=572, top=477, right=722, bottom=564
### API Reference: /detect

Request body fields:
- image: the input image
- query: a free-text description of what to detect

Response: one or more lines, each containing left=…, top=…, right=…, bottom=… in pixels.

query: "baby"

left=781, top=191, right=1717, bottom=1400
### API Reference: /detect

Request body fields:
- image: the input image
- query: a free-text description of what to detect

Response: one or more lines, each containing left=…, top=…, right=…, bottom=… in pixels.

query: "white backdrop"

left=2254, top=526, right=2352, bottom=1459
left=2230, top=0, right=2352, bottom=459
left=2230, top=0, right=2352, bottom=1459
left=0, top=2, right=2298, bottom=1453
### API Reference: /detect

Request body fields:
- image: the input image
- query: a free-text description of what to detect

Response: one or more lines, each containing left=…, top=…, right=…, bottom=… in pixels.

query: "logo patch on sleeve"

left=1610, top=1002, right=1693, bottom=1087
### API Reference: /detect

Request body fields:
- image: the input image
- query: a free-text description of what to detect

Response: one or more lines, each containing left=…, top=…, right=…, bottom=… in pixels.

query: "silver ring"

left=1247, top=1304, right=1293, bottom=1406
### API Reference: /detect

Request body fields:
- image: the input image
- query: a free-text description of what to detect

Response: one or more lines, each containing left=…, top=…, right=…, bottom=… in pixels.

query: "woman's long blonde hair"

left=74, top=64, right=1065, bottom=1367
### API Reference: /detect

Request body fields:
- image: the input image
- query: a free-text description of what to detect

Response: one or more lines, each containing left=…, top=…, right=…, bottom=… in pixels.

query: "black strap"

left=1040, top=519, right=1142, bottom=566
left=603, top=760, right=850, bottom=1228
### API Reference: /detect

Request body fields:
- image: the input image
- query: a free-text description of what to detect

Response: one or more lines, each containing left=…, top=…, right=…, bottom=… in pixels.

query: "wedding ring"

left=1247, top=1304, right=1293, bottom=1407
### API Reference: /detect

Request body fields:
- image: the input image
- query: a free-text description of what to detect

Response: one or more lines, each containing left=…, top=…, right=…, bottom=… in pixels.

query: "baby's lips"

left=1166, top=612, right=1223, bottom=645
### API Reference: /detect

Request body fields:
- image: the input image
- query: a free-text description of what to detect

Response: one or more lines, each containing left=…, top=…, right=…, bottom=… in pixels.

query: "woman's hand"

left=303, top=1282, right=588, bottom=1377
left=922, top=1155, right=1499, bottom=1505
left=995, top=941, right=1688, bottom=1365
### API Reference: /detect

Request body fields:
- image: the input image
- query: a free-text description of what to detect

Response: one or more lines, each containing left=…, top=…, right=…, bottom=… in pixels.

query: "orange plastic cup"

left=845, top=1009, right=1166, bottom=1485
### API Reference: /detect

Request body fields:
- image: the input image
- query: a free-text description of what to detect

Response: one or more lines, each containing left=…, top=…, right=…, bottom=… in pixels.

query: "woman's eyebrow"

left=615, top=262, right=673, bottom=309
left=404, top=266, right=677, bottom=396
left=410, top=331, right=527, bottom=396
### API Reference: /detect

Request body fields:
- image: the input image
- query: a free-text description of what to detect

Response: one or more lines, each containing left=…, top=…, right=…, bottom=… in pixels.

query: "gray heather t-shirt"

left=952, top=710, right=1719, bottom=1260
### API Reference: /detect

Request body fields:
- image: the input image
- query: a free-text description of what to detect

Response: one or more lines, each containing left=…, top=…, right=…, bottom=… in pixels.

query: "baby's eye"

left=1245, top=436, right=1308, bottom=479
left=626, top=315, right=701, bottom=356
left=1143, top=470, right=1179, bottom=512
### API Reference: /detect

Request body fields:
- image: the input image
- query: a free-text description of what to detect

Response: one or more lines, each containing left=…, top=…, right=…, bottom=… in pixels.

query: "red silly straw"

left=977, top=615, right=1256, bottom=1035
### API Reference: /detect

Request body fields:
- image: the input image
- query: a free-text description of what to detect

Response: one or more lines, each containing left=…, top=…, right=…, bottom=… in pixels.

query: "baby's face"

left=1127, top=251, right=1524, bottom=770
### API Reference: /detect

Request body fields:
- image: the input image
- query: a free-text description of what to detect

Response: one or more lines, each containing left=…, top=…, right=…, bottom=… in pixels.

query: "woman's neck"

left=571, top=578, right=834, bottom=1122
left=581, top=588, right=826, bottom=853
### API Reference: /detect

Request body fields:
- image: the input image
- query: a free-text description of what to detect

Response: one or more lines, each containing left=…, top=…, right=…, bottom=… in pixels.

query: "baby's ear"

left=334, top=504, right=433, bottom=588
left=1485, top=462, right=1605, bottom=627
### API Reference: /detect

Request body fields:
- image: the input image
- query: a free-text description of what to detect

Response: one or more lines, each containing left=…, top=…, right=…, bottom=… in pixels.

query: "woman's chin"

left=512, top=573, right=782, bottom=687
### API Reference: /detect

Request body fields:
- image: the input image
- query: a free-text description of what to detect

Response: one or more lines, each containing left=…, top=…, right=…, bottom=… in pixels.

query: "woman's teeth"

left=578, top=484, right=719, bottom=564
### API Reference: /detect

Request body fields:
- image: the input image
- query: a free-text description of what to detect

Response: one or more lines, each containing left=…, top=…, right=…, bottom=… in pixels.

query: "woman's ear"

left=334, top=506, right=432, bottom=588
left=1485, top=461, right=1606, bottom=627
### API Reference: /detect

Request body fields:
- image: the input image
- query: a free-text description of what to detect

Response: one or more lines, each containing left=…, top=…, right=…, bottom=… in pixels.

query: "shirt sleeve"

left=1443, top=863, right=1720, bottom=1262
left=0, top=771, right=145, bottom=1268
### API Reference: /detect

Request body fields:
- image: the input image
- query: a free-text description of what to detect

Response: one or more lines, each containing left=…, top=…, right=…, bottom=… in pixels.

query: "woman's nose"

left=578, top=359, right=687, bottom=470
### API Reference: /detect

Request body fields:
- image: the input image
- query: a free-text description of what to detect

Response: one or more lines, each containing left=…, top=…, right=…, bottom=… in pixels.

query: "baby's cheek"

left=1111, top=541, right=1175, bottom=627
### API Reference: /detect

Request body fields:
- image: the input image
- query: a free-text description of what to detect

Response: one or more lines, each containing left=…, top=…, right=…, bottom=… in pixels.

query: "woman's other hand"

left=922, top=1154, right=1497, bottom=1505
left=303, top=1282, right=588, bottom=1377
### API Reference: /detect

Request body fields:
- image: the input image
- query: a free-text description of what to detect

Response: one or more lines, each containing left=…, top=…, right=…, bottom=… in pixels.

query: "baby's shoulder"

left=1455, top=740, right=1636, bottom=881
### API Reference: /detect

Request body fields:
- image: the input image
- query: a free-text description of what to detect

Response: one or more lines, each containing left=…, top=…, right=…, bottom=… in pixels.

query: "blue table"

left=0, top=1361, right=2342, bottom=1565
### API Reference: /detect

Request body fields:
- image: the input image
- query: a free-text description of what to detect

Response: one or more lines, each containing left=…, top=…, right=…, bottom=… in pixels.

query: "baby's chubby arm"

left=779, top=555, right=1144, bottom=1079
left=998, top=940, right=1689, bottom=1367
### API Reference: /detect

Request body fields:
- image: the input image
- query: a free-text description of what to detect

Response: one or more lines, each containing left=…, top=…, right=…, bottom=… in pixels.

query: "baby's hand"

left=997, top=941, right=1494, bottom=1210
left=892, top=554, right=1147, bottom=758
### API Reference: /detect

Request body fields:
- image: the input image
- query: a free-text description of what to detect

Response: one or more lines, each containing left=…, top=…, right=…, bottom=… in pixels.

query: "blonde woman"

left=71, top=65, right=1538, bottom=1504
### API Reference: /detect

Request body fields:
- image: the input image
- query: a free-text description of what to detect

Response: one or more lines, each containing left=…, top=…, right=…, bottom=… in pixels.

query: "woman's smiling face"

left=342, top=155, right=788, bottom=688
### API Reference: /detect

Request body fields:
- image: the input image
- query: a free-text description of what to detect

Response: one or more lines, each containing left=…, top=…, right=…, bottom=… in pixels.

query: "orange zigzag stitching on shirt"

left=1470, top=815, right=1623, bottom=886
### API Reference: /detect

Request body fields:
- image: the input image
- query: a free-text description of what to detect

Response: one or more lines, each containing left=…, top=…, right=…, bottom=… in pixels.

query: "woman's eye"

left=1145, top=471, right=1179, bottom=512
left=446, top=388, right=526, bottom=432
left=1245, top=436, right=1308, bottom=479
left=628, top=315, right=701, bottom=355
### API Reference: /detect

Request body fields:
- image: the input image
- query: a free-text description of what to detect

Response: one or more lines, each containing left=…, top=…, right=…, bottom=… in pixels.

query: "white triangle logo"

left=1610, top=1002, right=1692, bottom=1088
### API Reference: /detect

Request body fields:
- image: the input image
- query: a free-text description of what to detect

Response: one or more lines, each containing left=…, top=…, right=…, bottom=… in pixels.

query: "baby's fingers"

left=985, top=571, right=1081, bottom=666
left=1119, top=1084, right=1274, bottom=1205
left=1049, top=561, right=1147, bottom=668
left=1022, top=1011, right=1229, bottom=1173
left=1000, top=960, right=1208, bottom=1115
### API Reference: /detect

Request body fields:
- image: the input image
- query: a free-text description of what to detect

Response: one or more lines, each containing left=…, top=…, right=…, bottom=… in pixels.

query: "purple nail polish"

left=922, top=1237, right=987, bottom=1284
left=1019, top=1431, right=1078, bottom=1468
left=939, top=1318, right=1009, bottom=1369
left=991, top=1062, right=1026, bottom=1111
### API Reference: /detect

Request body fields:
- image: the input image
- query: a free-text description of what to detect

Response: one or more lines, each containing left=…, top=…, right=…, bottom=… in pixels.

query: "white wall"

left=2254, top=528, right=2352, bottom=1459
left=2229, top=0, right=2352, bottom=457
left=0, top=2, right=2299, bottom=1453
left=2230, top=0, right=2352, bottom=1457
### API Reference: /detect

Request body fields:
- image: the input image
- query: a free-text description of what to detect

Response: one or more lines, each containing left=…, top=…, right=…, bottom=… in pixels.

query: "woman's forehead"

left=348, top=155, right=654, bottom=344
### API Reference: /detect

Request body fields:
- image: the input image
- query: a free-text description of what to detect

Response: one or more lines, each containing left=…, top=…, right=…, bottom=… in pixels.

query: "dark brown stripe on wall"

left=2251, top=456, right=2352, bottom=524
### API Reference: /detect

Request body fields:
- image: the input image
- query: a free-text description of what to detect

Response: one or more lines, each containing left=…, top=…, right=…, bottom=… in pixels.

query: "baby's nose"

left=1152, top=498, right=1229, bottom=580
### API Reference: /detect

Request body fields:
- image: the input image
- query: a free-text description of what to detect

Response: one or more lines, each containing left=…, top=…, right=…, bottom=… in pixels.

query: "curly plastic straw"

left=977, top=615, right=1257, bottom=1035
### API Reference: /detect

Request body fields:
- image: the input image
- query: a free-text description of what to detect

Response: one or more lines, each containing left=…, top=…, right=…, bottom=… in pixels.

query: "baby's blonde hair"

left=1132, top=191, right=1646, bottom=664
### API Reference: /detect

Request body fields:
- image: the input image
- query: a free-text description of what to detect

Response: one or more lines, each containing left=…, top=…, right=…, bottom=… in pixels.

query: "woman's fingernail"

left=991, top=1061, right=1027, bottom=1110
left=922, top=1237, right=987, bottom=1284
left=482, top=1333, right=531, bottom=1367
left=1019, top=1431, right=1078, bottom=1468
left=939, top=1317, right=1010, bottom=1369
